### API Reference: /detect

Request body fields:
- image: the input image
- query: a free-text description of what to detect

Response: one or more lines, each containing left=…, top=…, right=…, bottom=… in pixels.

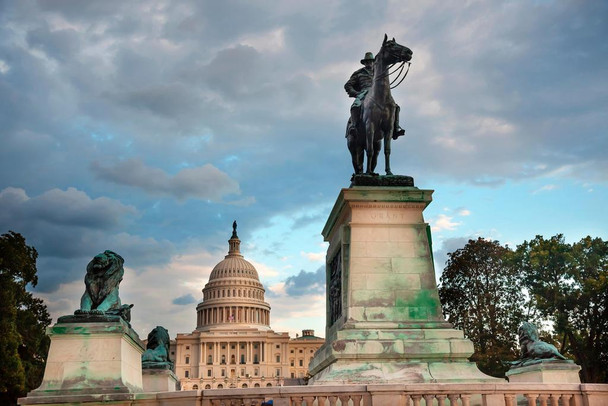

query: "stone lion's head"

left=519, top=322, right=540, bottom=344
left=85, top=250, right=124, bottom=308
left=147, top=326, right=170, bottom=351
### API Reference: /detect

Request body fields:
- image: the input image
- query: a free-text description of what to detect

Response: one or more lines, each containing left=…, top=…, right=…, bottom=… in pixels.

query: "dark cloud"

left=433, top=237, right=471, bottom=276
left=172, top=294, right=198, bottom=306
left=0, top=187, right=173, bottom=292
left=91, top=159, right=246, bottom=202
left=283, top=266, right=325, bottom=297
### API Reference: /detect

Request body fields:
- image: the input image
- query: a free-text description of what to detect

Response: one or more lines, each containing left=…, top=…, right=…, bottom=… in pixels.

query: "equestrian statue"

left=345, top=34, right=413, bottom=176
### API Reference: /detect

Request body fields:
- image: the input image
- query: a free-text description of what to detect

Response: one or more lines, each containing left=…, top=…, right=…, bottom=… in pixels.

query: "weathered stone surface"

left=142, top=368, right=178, bottom=392
left=309, top=187, right=499, bottom=384
left=28, top=319, right=144, bottom=397
left=506, top=360, right=581, bottom=383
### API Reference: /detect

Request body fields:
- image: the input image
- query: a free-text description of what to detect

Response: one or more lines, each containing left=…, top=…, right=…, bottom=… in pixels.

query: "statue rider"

left=345, top=52, right=405, bottom=140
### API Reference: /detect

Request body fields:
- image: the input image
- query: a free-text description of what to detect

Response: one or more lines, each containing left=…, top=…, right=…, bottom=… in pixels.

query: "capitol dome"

left=196, top=222, right=271, bottom=331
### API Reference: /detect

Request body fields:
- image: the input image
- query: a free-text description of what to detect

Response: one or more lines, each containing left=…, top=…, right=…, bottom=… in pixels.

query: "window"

left=222, top=345, right=226, bottom=349
left=299, top=359, right=303, bottom=367
left=207, top=355, right=213, bottom=364
left=185, top=356, right=190, bottom=364
left=299, top=349, right=303, bottom=353
left=240, top=354, right=245, bottom=364
left=217, top=384, right=223, bottom=389
left=205, top=384, right=211, bottom=389
left=276, top=345, right=280, bottom=349
left=276, top=369, right=281, bottom=376
left=231, top=345, right=235, bottom=350
left=185, top=371, right=189, bottom=378
left=192, top=385, right=198, bottom=390
left=291, top=373, right=295, bottom=378
left=253, top=354, right=259, bottom=364
left=207, top=369, right=211, bottom=377
left=267, top=383, right=272, bottom=387
left=240, top=344, right=245, bottom=349
left=290, top=350, right=294, bottom=354
left=186, top=346, right=190, bottom=350
left=290, top=360, right=294, bottom=367
left=254, top=383, right=260, bottom=388
left=209, top=344, right=213, bottom=349
left=253, top=344, right=258, bottom=349
left=221, top=369, right=225, bottom=377
left=221, top=355, right=226, bottom=364
left=276, top=355, right=280, bottom=362
left=241, top=369, right=245, bottom=376
left=254, top=368, right=259, bottom=376
left=171, top=351, right=175, bottom=355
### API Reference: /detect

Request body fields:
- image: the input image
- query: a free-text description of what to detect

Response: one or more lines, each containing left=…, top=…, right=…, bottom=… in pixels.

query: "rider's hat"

left=360, top=52, right=374, bottom=64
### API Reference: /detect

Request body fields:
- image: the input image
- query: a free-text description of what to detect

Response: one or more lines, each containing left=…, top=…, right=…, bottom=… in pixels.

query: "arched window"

left=254, top=383, right=260, bottom=387
left=205, top=384, right=211, bottom=389
left=217, top=384, right=223, bottom=389
left=266, top=383, right=272, bottom=387
left=242, top=383, right=248, bottom=388
left=192, top=385, right=198, bottom=390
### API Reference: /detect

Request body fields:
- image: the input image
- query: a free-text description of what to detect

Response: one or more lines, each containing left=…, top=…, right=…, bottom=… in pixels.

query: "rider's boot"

left=392, top=105, right=406, bottom=140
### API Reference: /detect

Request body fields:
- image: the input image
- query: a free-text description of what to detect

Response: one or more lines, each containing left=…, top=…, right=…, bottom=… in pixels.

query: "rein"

left=373, top=48, right=412, bottom=90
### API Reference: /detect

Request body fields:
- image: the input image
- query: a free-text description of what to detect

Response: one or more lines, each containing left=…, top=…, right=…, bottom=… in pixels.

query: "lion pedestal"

left=142, top=369, right=178, bottom=392
left=506, top=361, right=581, bottom=383
left=28, top=317, right=145, bottom=397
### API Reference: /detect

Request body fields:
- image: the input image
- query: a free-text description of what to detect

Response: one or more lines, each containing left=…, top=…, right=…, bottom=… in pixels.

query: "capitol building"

left=173, top=224, right=324, bottom=389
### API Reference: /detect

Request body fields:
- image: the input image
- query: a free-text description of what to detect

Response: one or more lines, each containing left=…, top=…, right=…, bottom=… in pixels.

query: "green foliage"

left=0, top=231, right=51, bottom=405
left=438, top=238, right=524, bottom=377
left=515, top=235, right=608, bottom=383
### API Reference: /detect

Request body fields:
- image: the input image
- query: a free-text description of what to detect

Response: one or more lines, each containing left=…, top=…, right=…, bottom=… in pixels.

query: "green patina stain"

left=396, top=290, right=439, bottom=320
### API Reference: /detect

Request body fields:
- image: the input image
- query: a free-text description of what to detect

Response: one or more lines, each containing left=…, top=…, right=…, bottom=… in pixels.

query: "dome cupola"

left=196, top=222, right=271, bottom=331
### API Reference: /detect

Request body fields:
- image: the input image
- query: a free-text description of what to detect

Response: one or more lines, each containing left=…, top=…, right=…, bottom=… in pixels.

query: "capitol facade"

left=174, top=224, right=324, bottom=389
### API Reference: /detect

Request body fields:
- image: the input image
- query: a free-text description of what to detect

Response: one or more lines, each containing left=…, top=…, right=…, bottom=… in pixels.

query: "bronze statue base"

left=350, top=174, right=415, bottom=187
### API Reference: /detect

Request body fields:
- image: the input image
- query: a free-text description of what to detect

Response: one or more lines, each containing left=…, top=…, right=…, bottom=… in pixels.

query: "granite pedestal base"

left=506, top=361, right=581, bottom=383
left=142, top=368, right=178, bottom=392
left=309, top=187, right=499, bottom=384
left=28, top=317, right=144, bottom=397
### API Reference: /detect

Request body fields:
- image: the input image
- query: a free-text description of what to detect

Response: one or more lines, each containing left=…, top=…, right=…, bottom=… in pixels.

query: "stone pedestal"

left=142, top=368, right=178, bottom=392
left=506, top=361, right=581, bottom=383
left=29, top=317, right=144, bottom=397
left=308, top=186, right=499, bottom=384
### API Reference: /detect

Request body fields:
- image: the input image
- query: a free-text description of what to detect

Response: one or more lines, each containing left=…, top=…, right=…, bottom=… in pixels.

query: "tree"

left=439, top=238, right=525, bottom=377
left=516, top=235, right=608, bottom=383
left=0, top=231, right=51, bottom=405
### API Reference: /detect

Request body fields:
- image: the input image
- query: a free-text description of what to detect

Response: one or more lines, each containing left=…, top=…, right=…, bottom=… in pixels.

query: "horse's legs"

left=365, top=122, right=375, bottom=174
left=384, top=132, right=392, bottom=175
left=371, top=139, right=381, bottom=174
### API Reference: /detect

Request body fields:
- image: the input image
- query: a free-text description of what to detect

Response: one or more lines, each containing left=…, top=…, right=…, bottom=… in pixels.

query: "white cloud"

left=300, top=251, right=325, bottom=262
left=532, top=184, right=558, bottom=194
left=430, top=214, right=463, bottom=232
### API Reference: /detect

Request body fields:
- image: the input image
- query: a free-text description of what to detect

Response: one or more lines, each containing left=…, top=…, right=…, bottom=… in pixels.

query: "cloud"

left=283, top=266, right=325, bottom=297
left=172, top=294, right=198, bottom=306
left=91, top=159, right=247, bottom=202
left=532, top=184, right=558, bottom=194
left=0, top=186, right=136, bottom=229
left=433, top=236, right=472, bottom=275
left=0, top=187, right=173, bottom=292
left=301, top=251, right=325, bottom=262
left=430, top=214, right=462, bottom=232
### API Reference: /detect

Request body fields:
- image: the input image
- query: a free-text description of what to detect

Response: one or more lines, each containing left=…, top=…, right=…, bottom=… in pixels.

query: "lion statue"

left=75, top=250, right=133, bottom=322
left=142, top=326, right=173, bottom=370
left=515, top=322, right=567, bottom=365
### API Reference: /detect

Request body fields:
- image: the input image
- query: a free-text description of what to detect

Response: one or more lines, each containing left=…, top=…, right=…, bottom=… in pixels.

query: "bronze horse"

left=347, top=35, right=413, bottom=175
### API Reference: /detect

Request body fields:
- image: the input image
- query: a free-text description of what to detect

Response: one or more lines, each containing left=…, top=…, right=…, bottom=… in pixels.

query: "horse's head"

left=378, top=34, right=413, bottom=66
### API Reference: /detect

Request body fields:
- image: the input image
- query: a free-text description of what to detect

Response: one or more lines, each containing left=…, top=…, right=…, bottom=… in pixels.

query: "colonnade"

left=197, top=306, right=270, bottom=328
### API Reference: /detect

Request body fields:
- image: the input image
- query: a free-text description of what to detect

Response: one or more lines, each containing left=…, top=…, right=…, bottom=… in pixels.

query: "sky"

left=0, top=0, right=606, bottom=341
